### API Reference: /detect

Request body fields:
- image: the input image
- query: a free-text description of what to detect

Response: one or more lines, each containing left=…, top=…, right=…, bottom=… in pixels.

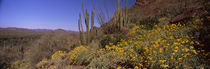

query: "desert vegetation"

left=1, top=0, right=210, bottom=69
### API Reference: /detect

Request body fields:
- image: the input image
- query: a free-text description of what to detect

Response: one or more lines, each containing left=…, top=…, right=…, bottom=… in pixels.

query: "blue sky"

left=0, top=0, right=135, bottom=31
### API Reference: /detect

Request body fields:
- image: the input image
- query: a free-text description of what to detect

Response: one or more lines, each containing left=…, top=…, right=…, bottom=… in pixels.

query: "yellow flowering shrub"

left=8, top=60, right=31, bottom=69
left=35, top=46, right=91, bottom=69
left=86, top=18, right=208, bottom=69
left=51, top=50, right=66, bottom=60
left=68, top=46, right=90, bottom=65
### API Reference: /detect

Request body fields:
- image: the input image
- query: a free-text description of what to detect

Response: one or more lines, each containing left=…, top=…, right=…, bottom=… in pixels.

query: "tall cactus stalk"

left=117, top=0, right=120, bottom=12
left=114, top=0, right=129, bottom=31
left=125, top=0, right=128, bottom=26
left=78, top=13, right=82, bottom=44
left=116, top=0, right=121, bottom=31
left=85, top=10, right=90, bottom=44
left=78, top=13, right=85, bottom=45
left=90, top=6, right=95, bottom=41
left=82, top=2, right=86, bottom=19
left=124, top=0, right=129, bottom=27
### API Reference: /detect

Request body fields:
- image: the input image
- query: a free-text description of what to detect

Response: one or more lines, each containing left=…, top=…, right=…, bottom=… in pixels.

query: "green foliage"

left=100, top=35, right=111, bottom=48
left=137, top=16, right=159, bottom=30
left=112, top=33, right=128, bottom=45
left=100, top=33, right=127, bottom=49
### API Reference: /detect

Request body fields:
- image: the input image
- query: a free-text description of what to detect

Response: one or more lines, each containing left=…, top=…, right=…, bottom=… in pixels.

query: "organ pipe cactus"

left=78, top=3, right=96, bottom=45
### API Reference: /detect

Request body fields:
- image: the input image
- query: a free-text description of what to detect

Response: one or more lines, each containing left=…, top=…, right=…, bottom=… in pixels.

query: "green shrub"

left=100, top=35, right=112, bottom=48
left=137, top=16, right=159, bottom=30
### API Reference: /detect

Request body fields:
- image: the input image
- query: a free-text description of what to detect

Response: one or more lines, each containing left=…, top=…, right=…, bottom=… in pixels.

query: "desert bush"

left=112, top=33, right=128, bottom=45
left=102, top=23, right=119, bottom=34
left=137, top=16, right=159, bottom=29
left=27, top=32, right=78, bottom=66
left=51, top=50, right=67, bottom=60
left=0, top=35, right=38, bottom=69
left=35, top=45, right=96, bottom=69
left=68, top=46, right=91, bottom=65
left=85, top=17, right=209, bottom=69
left=8, top=60, right=32, bottom=69
left=100, top=35, right=112, bottom=48
left=89, top=40, right=101, bottom=50
left=0, top=45, right=24, bottom=69
left=100, top=33, right=127, bottom=48
left=86, top=49, right=130, bottom=69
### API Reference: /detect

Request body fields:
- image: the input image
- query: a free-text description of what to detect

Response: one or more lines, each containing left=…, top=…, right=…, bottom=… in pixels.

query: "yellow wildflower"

left=195, top=19, right=201, bottom=23
left=160, top=64, right=169, bottom=68
left=134, top=66, right=139, bottom=69
left=174, top=46, right=178, bottom=49
left=178, top=58, right=182, bottom=61
left=172, top=53, right=175, bottom=55
left=109, top=42, right=113, bottom=45
left=195, top=41, right=200, bottom=44
left=138, top=63, right=143, bottom=67
left=174, top=50, right=178, bottom=53
left=192, top=50, right=198, bottom=54
left=185, top=40, right=189, bottom=43
left=159, top=48, right=163, bottom=53
left=148, top=56, right=152, bottom=60
left=185, top=48, right=189, bottom=52
left=200, top=66, right=204, bottom=69
left=174, top=42, right=178, bottom=45
left=190, top=41, right=194, bottom=44
left=190, top=46, right=194, bottom=49
left=177, top=39, right=181, bottom=41
left=159, top=60, right=166, bottom=63
left=117, top=66, right=121, bottom=69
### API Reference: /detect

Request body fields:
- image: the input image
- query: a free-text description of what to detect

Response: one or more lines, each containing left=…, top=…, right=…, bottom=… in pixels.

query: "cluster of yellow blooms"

left=51, top=50, right=66, bottom=60
left=8, top=60, right=31, bottom=69
left=68, top=46, right=89, bottom=64
left=95, top=18, right=207, bottom=68
left=37, top=46, right=90, bottom=69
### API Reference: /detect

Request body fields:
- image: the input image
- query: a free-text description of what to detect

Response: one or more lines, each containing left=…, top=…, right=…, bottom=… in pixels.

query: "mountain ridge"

left=0, top=27, right=77, bottom=33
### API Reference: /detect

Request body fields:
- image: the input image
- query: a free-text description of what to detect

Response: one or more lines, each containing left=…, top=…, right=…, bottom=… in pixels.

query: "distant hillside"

left=0, top=27, right=78, bottom=39
left=102, top=0, right=207, bottom=27
left=0, top=27, right=77, bottom=33
left=127, top=0, right=207, bottom=22
left=0, top=27, right=34, bottom=33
